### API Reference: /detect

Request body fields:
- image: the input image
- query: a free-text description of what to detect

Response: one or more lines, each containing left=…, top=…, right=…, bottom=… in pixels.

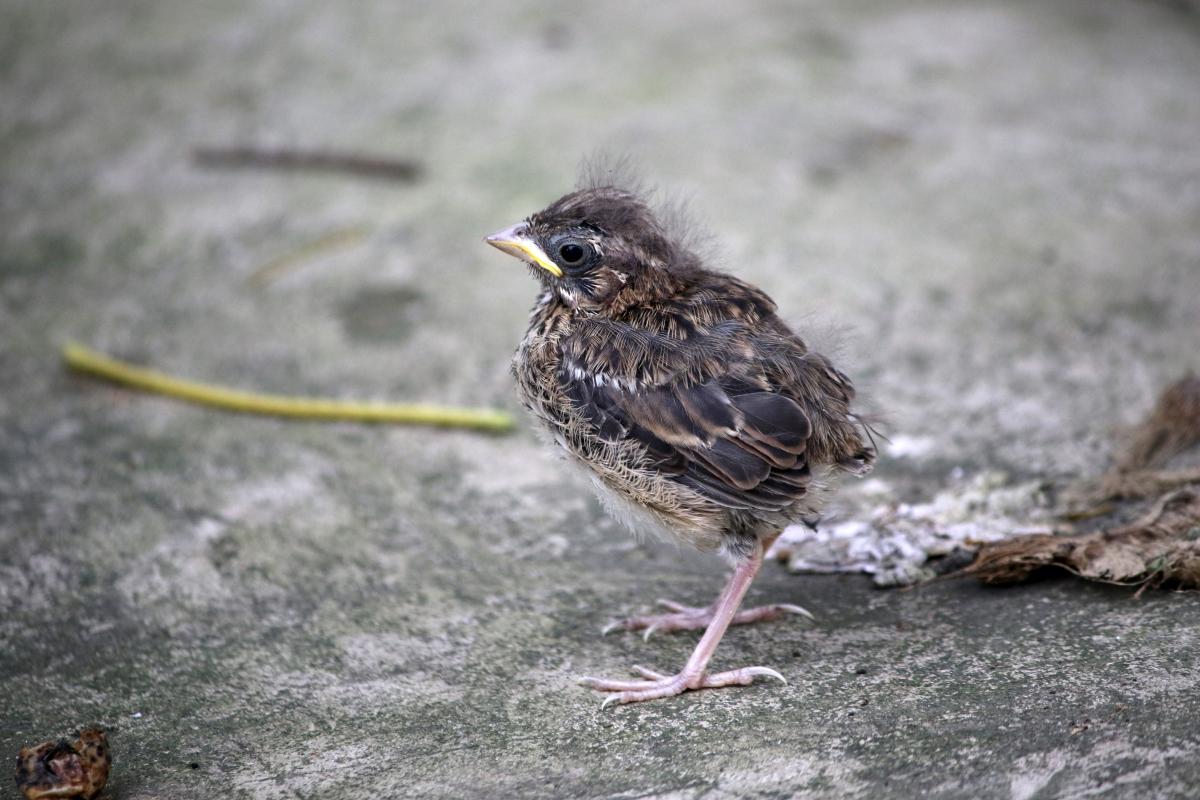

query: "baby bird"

left=486, top=182, right=875, bottom=706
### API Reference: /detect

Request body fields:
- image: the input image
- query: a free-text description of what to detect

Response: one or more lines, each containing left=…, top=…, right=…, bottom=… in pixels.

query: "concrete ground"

left=3, top=1, right=1200, bottom=797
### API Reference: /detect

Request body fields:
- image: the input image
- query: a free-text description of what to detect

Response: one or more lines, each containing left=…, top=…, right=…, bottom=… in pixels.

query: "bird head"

left=485, top=187, right=684, bottom=312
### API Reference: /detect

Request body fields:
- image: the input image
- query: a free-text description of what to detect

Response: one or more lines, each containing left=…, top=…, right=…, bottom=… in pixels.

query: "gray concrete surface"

left=3, top=1, right=1200, bottom=797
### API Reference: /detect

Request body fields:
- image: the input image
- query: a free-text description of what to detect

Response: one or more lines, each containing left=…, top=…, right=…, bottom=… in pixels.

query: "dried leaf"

left=1066, top=374, right=1200, bottom=507
left=965, top=489, right=1200, bottom=588
left=1114, top=374, right=1200, bottom=473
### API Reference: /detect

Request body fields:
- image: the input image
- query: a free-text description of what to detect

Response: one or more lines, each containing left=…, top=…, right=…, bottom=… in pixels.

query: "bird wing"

left=560, top=314, right=815, bottom=513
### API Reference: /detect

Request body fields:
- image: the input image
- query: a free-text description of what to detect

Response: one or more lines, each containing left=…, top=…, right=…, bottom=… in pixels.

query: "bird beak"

left=484, top=223, right=563, bottom=278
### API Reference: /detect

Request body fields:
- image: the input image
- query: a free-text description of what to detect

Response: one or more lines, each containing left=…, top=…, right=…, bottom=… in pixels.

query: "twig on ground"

left=193, top=146, right=423, bottom=182
left=62, top=343, right=514, bottom=433
left=245, top=226, right=370, bottom=287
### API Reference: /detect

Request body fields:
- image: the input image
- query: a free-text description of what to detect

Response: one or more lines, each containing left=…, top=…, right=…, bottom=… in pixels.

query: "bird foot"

left=578, top=664, right=786, bottom=707
left=602, top=598, right=812, bottom=640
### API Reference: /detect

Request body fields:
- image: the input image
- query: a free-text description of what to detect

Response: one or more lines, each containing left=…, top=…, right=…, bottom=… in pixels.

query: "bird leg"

left=579, top=539, right=789, bottom=707
left=602, top=535, right=811, bottom=640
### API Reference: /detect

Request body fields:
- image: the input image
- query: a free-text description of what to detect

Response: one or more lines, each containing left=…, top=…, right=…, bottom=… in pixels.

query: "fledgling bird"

left=485, top=181, right=876, bottom=706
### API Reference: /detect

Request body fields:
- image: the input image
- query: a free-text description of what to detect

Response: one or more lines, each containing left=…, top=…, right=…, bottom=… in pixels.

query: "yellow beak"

left=484, top=223, right=563, bottom=278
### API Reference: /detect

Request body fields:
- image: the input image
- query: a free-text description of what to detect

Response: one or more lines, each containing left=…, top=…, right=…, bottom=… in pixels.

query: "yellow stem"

left=62, top=343, right=515, bottom=433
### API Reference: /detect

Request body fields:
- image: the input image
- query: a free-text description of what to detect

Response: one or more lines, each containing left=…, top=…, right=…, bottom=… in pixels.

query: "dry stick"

left=193, top=146, right=423, bottom=182
left=1098, top=467, right=1200, bottom=501
left=245, top=226, right=371, bottom=287
left=63, top=343, right=514, bottom=433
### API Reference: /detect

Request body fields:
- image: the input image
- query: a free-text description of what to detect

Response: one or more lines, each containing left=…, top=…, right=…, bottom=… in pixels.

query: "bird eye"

left=558, top=241, right=586, bottom=264
left=552, top=237, right=590, bottom=268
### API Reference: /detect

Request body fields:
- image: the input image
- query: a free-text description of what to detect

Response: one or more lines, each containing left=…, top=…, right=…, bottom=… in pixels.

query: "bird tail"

left=837, top=412, right=884, bottom=476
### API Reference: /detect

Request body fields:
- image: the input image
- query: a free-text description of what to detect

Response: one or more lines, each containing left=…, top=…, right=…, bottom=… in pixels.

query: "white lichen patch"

left=885, top=434, right=938, bottom=459
left=771, top=471, right=1055, bottom=586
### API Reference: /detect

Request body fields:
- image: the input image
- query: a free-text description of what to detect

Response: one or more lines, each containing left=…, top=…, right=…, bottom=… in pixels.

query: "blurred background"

left=4, top=1, right=1198, bottom=471
left=2, top=1, right=1199, bottom=798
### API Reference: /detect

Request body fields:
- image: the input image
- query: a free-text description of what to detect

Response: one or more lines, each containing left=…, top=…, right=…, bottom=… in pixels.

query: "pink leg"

left=579, top=538, right=787, bottom=707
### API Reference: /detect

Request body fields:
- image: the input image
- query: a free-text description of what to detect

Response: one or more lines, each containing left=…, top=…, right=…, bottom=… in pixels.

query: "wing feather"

left=559, top=289, right=821, bottom=512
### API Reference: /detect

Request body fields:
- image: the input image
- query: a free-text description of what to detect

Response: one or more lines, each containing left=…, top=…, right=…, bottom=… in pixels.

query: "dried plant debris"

left=962, top=375, right=1200, bottom=591
left=1087, top=467, right=1200, bottom=505
left=1114, top=374, right=1200, bottom=473
left=770, top=472, right=1056, bottom=587
left=14, top=728, right=110, bottom=800
left=961, top=375, right=1200, bottom=590
left=245, top=226, right=370, bottom=287
left=193, top=145, right=423, bottom=182
left=1071, top=373, right=1200, bottom=505
left=773, top=374, right=1200, bottom=590
left=964, top=489, right=1200, bottom=590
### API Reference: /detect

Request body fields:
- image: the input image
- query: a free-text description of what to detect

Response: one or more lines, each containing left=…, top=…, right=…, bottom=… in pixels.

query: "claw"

left=779, top=604, right=815, bottom=620
left=600, top=695, right=622, bottom=711
left=601, top=620, right=623, bottom=636
left=744, top=666, right=787, bottom=685
left=642, top=622, right=662, bottom=641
